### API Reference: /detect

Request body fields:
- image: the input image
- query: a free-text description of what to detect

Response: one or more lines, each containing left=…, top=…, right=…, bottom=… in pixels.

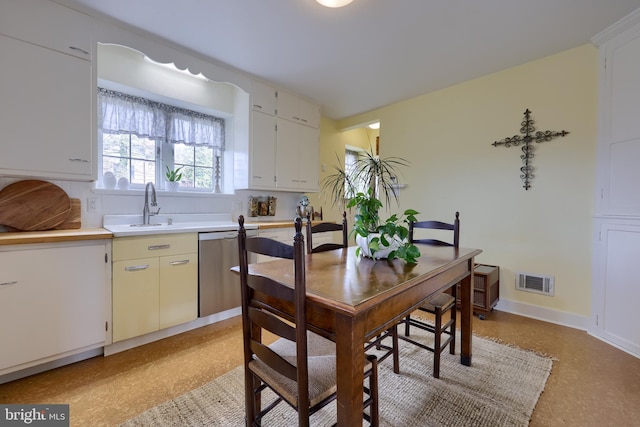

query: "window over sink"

left=96, top=43, right=241, bottom=194
left=98, top=88, right=224, bottom=192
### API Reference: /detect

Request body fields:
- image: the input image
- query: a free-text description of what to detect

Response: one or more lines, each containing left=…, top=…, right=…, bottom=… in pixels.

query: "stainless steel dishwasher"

left=198, top=229, right=257, bottom=317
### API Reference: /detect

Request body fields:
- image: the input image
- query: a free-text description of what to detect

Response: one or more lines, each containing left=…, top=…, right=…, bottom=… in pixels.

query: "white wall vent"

left=516, top=272, right=554, bottom=296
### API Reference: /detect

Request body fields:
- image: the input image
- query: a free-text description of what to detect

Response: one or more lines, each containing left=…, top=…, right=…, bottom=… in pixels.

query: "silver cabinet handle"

left=69, top=158, right=90, bottom=163
left=169, top=259, right=190, bottom=266
left=253, top=104, right=263, bottom=110
left=68, top=46, right=89, bottom=55
left=148, top=244, right=170, bottom=250
left=1, top=281, right=18, bottom=286
left=124, top=265, right=150, bottom=271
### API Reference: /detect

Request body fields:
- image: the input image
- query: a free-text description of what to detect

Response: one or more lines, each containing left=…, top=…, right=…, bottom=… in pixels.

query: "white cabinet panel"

left=0, top=242, right=107, bottom=374
left=276, top=119, right=320, bottom=191
left=251, top=80, right=276, bottom=115
left=609, top=32, right=640, bottom=143
left=111, top=234, right=198, bottom=342
left=596, top=223, right=640, bottom=356
left=277, top=90, right=320, bottom=129
left=0, top=35, right=93, bottom=180
left=0, top=0, right=92, bottom=60
left=250, top=111, right=277, bottom=189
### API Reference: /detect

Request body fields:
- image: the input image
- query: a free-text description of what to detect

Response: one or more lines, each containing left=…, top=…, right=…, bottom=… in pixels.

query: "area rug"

left=120, top=329, right=553, bottom=426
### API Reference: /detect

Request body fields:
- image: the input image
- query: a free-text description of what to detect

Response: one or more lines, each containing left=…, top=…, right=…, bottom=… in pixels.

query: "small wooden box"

left=456, top=264, right=500, bottom=319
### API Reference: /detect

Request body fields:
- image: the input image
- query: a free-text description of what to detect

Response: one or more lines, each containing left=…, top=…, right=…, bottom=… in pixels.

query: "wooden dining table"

left=242, top=243, right=482, bottom=426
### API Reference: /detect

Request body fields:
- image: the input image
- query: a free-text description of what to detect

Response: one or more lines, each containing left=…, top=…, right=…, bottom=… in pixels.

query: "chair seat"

left=269, top=332, right=336, bottom=357
left=250, top=354, right=337, bottom=408
left=421, top=293, right=456, bottom=312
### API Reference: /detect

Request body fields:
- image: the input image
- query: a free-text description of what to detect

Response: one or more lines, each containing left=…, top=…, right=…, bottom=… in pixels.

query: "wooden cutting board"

left=0, top=180, right=71, bottom=231
left=54, top=198, right=81, bottom=230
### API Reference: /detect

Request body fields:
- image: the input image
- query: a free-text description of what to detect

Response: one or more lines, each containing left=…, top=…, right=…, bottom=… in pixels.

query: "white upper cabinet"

left=250, top=111, right=277, bottom=189
left=0, top=0, right=94, bottom=181
left=277, top=90, right=321, bottom=129
left=239, top=81, right=321, bottom=192
left=593, top=11, right=640, bottom=216
left=0, top=0, right=92, bottom=60
left=275, top=119, right=320, bottom=192
left=251, top=80, right=277, bottom=116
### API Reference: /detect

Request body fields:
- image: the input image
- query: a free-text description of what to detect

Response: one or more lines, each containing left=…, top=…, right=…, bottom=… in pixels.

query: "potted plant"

left=322, top=148, right=421, bottom=263
left=165, top=165, right=183, bottom=191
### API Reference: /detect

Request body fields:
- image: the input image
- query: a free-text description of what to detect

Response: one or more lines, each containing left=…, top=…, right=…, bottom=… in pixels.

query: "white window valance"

left=98, top=88, right=225, bottom=150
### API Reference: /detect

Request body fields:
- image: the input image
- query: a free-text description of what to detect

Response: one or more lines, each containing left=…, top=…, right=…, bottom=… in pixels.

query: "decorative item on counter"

left=103, top=171, right=116, bottom=189
left=117, top=177, right=129, bottom=190
left=248, top=196, right=258, bottom=217
left=268, top=196, right=277, bottom=216
left=296, top=195, right=313, bottom=219
left=258, top=196, right=268, bottom=216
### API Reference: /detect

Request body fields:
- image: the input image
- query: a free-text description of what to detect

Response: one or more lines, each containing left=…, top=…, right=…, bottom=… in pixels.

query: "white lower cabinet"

left=0, top=241, right=109, bottom=375
left=112, top=233, right=198, bottom=342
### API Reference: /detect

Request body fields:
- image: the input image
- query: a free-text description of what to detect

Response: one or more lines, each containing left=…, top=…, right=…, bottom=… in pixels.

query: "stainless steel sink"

left=129, top=223, right=163, bottom=227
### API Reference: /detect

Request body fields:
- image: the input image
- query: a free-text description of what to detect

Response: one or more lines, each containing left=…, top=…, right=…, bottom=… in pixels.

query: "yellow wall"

left=318, top=44, right=598, bottom=319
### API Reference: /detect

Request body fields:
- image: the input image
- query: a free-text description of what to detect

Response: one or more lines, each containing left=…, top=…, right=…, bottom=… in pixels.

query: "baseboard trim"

left=0, top=347, right=104, bottom=385
left=494, top=298, right=590, bottom=331
left=104, top=307, right=241, bottom=356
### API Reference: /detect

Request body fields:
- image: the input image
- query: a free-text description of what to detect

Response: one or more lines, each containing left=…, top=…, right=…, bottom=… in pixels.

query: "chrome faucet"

left=143, top=182, right=160, bottom=224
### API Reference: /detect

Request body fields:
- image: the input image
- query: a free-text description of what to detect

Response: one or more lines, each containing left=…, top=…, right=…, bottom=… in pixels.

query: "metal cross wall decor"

left=491, top=109, right=569, bottom=190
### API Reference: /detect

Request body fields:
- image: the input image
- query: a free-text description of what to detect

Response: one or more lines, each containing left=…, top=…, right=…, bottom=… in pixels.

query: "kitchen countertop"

left=0, top=228, right=112, bottom=246
left=0, top=218, right=331, bottom=245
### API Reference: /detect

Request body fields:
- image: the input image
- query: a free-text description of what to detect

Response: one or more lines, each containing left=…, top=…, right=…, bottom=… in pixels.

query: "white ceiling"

left=69, top=0, right=640, bottom=120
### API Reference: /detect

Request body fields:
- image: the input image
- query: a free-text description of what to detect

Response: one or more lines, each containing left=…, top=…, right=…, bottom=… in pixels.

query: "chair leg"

left=368, top=355, right=379, bottom=427
left=404, top=314, right=411, bottom=336
left=449, top=292, right=457, bottom=355
left=391, top=324, right=399, bottom=374
left=433, top=307, right=442, bottom=379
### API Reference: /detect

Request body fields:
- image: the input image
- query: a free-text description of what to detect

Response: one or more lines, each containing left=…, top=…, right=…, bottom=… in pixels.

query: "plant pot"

left=166, top=181, right=180, bottom=191
left=355, top=233, right=403, bottom=259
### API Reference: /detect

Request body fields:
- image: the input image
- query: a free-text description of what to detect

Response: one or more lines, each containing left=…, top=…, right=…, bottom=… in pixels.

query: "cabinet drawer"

left=112, top=233, right=197, bottom=261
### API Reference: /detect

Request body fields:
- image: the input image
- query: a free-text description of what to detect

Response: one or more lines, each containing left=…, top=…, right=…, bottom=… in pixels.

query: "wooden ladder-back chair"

left=305, top=211, right=348, bottom=254
left=237, top=215, right=379, bottom=426
left=306, top=212, right=399, bottom=374
left=400, top=211, right=460, bottom=379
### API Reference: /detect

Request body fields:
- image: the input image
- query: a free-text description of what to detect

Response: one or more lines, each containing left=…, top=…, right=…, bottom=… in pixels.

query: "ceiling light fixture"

left=316, top=0, right=354, bottom=7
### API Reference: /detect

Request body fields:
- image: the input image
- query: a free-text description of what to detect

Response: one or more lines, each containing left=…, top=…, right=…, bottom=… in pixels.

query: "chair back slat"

left=249, top=306, right=297, bottom=342
left=246, top=236, right=295, bottom=259
left=409, top=212, right=460, bottom=248
left=305, top=211, right=348, bottom=254
left=250, top=340, right=298, bottom=381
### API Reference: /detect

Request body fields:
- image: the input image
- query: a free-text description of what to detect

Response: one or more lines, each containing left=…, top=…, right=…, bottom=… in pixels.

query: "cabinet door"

left=298, top=125, right=320, bottom=191
left=250, top=111, right=277, bottom=189
left=599, top=30, right=640, bottom=214
left=299, top=97, right=321, bottom=128
left=593, top=222, right=640, bottom=357
left=0, top=0, right=92, bottom=60
left=276, top=89, right=300, bottom=123
left=275, top=119, right=302, bottom=189
left=159, top=253, right=198, bottom=329
left=251, top=80, right=276, bottom=115
left=0, top=35, right=93, bottom=180
left=275, top=119, right=320, bottom=191
left=0, top=243, right=106, bottom=373
left=112, top=258, right=160, bottom=342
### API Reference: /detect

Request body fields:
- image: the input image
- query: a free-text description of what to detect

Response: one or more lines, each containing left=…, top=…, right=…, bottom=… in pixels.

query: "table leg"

left=335, top=313, right=365, bottom=427
left=460, top=258, right=474, bottom=366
